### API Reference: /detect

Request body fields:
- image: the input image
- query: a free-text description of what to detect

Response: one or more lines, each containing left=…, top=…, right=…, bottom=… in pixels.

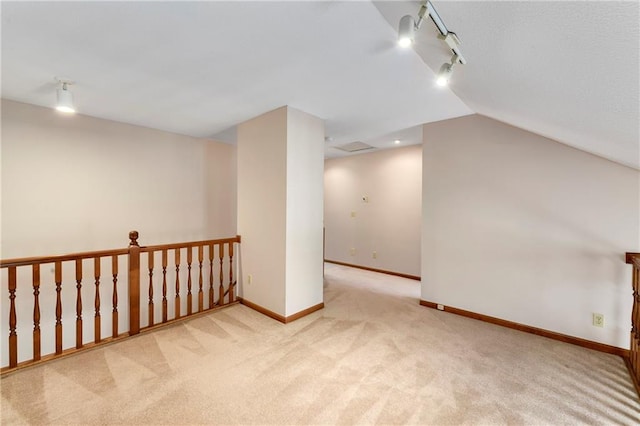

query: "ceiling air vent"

left=334, top=141, right=375, bottom=153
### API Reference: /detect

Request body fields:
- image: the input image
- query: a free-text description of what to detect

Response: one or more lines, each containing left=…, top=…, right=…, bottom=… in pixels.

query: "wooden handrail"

left=140, top=235, right=241, bottom=253
left=0, top=248, right=129, bottom=268
left=624, top=252, right=640, bottom=398
left=1, top=231, right=241, bottom=374
left=0, top=236, right=242, bottom=268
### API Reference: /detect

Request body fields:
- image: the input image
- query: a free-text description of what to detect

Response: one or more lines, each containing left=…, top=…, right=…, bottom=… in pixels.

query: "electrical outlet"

left=372, top=251, right=377, bottom=259
left=437, top=304, right=444, bottom=311
left=350, top=248, right=356, bottom=256
left=247, top=274, right=252, bottom=285
left=592, top=313, right=604, bottom=328
left=350, top=211, right=356, bottom=218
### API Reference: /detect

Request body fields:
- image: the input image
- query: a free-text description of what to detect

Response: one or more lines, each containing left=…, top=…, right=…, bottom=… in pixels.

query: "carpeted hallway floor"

left=1, top=263, right=639, bottom=425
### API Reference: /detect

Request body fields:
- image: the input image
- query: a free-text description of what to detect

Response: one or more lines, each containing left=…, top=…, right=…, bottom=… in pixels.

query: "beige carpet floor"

left=1, top=263, right=639, bottom=425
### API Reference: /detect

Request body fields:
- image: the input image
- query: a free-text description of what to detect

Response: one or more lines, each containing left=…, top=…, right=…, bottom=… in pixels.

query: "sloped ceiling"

left=2, top=1, right=638, bottom=168
left=374, top=1, right=639, bottom=169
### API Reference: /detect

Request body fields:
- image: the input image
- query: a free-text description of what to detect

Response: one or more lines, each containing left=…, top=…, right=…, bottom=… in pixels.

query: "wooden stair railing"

left=625, top=252, right=640, bottom=396
left=1, top=231, right=240, bottom=374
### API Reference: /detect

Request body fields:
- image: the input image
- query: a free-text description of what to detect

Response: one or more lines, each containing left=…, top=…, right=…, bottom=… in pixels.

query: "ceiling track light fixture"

left=397, top=0, right=467, bottom=86
left=55, top=78, right=76, bottom=114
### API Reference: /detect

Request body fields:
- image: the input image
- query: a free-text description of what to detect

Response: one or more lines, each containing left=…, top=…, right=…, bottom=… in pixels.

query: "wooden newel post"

left=128, top=231, right=141, bottom=335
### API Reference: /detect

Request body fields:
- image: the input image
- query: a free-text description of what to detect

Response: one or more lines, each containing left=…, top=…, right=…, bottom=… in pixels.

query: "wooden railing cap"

left=626, top=252, right=640, bottom=266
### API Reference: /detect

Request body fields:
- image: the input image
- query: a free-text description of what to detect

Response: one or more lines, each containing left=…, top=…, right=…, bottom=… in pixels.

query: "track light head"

left=55, top=79, right=76, bottom=114
left=398, top=15, right=415, bottom=48
left=436, top=62, right=454, bottom=87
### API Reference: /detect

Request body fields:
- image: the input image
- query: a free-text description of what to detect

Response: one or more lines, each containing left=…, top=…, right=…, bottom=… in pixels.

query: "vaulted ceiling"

left=2, top=1, right=638, bottom=168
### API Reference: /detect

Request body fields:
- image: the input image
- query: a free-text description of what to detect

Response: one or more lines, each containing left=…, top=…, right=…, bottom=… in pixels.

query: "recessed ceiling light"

left=394, top=139, right=401, bottom=145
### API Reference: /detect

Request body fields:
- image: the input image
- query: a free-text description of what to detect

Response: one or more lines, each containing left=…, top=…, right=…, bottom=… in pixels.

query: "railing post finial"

left=129, top=231, right=139, bottom=247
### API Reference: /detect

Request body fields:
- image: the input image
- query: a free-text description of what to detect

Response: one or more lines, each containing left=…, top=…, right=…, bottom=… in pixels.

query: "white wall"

left=205, top=141, right=237, bottom=238
left=285, top=107, right=324, bottom=316
left=324, top=145, right=422, bottom=277
left=422, top=114, right=640, bottom=348
left=0, top=99, right=237, bottom=364
left=237, top=106, right=324, bottom=317
left=1, top=99, right=236, bottom=257
left=237, top=107, right=288, bottom=315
